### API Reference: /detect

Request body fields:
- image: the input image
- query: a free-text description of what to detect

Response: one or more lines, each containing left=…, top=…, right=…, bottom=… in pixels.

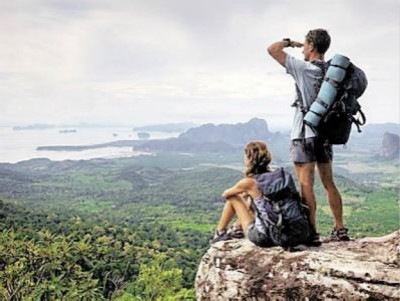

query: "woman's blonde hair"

left=244, top=141, right=272, bottom=177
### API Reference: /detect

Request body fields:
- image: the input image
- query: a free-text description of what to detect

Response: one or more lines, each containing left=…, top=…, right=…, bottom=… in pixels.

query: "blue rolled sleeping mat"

left=304, top=54, right=350, bottom=128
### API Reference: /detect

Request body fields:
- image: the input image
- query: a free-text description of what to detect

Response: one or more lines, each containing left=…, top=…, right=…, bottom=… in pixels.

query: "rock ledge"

left=195, top=231, right=400, bottom=301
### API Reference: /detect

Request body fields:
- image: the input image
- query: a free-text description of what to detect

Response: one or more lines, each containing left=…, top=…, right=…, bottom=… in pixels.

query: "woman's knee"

left=225, top=195, right=244, bottom=203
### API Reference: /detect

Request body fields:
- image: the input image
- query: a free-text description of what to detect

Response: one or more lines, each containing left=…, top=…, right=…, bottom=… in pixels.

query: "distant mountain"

left=133, top=122, right=197, bottom=133
left=358, top=123, right=400, bottom=139
left=179, top=118, right=272, bottom=146
left=137, top=117, right=275, bottom=154
left=267, top=131, right=291, bottom=162
left=36, top=118, right=281, bottom=155
left=347, top=123, right=400, bottom=152
left=378, top=132, right=400, bottom=160
left=133, top=138, right=237, bottom=153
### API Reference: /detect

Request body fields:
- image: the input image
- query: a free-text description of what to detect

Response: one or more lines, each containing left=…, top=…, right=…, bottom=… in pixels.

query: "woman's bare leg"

left=217, top=201, right=236, bottom=231
left=229, top=197, right=254, bottom=230
left=217, top=195, right=254, bottom=231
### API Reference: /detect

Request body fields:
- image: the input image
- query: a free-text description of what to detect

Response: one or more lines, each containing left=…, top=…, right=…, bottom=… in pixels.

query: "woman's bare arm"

left=222, top=178, right=261, bottom=200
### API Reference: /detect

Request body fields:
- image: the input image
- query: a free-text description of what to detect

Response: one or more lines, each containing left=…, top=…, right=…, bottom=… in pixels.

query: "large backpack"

left=303, top=54, right=368, bottom=145
left=253, top=168, right=312, bottom=247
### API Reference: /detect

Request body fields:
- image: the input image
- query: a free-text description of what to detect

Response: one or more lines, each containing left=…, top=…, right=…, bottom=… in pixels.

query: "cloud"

left=0, top=0, right=398, bottom=127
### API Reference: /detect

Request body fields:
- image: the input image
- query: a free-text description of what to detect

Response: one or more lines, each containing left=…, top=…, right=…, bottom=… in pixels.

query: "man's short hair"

left=306, top=29, right=331, bottom=54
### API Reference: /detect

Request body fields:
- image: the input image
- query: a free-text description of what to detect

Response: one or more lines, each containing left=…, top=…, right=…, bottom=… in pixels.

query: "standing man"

left=267, top=29, right=349, bottom=243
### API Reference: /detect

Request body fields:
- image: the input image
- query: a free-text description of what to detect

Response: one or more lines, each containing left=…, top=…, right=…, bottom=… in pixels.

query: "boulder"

left=195, top=231, right=400, bottom=301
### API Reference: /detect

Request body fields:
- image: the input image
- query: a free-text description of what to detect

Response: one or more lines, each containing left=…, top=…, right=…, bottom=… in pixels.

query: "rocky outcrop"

left=195, top=231, right=400, bottom=301
left=379, top=132, right=400, bottom=160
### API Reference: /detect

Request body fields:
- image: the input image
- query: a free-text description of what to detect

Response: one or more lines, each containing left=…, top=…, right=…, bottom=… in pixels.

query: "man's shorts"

left=289, top=137, right=332, bottom=163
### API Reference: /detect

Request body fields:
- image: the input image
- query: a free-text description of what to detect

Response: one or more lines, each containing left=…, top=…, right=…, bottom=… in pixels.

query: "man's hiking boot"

left=210, top=229, right=234, bottom=244
left=330, top=227, right=350, bottom=241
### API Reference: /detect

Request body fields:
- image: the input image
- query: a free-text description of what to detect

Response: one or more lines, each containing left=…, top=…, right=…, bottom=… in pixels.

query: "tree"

left=114, top=253, right=195, bottom=301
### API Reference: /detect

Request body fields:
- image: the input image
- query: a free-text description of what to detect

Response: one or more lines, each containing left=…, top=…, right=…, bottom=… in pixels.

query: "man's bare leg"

left=294, top=162, right=317, bottom=230
left=317, top=162, right=344, bottom=230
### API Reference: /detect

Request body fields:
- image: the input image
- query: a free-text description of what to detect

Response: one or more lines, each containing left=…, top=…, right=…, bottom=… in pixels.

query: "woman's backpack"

left=253, top=168, right=312, bottom=247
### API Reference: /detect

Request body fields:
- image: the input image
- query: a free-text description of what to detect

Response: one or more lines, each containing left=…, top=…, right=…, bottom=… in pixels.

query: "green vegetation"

left=114, top=254, right=195, bottom=301
left=0, top=151, right=398, bottom=300
left=0, top=200, right=197, bottom=300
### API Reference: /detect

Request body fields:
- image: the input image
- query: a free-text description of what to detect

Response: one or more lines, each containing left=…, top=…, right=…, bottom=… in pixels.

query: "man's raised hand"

left=291, top=41, right=304, bottom=48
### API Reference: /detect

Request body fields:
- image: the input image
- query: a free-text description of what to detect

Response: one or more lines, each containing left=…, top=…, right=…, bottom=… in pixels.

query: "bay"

left=0, top=127, right=180, bottom=163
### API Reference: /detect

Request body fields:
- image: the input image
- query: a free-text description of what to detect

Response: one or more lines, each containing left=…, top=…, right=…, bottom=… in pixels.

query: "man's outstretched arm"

left=268, top=39, right=303, bottom=67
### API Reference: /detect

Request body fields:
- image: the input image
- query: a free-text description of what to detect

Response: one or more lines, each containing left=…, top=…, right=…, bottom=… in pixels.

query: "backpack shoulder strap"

left=293, top=60, right=328, bottom=112
left=311, top=60, right=329, bottom=73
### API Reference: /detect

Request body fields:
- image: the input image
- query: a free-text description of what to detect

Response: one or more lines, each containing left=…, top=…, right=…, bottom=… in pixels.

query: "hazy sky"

left=1, top=0, right=399, bottom=129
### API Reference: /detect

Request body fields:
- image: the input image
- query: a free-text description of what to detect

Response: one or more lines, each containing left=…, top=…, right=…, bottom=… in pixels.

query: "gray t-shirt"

left=285, top=54, right=324, bottom=140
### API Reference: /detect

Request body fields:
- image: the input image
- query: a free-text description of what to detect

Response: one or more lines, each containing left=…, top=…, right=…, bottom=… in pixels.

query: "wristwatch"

left=283, top=38, right=293, bottom=47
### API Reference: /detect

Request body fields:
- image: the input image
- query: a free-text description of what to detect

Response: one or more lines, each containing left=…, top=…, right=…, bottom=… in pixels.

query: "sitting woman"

left=211, top=141, right=313, bottom=249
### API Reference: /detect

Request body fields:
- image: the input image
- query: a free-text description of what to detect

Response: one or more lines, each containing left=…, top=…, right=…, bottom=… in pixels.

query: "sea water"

left=0, top=127, right=180, bottom=163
